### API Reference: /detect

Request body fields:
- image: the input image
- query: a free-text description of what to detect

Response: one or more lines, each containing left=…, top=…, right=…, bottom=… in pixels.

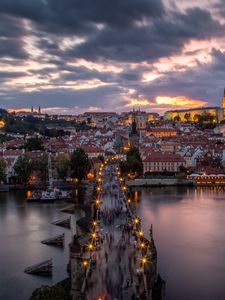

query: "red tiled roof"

left=143, top=152, right=185, bottom=163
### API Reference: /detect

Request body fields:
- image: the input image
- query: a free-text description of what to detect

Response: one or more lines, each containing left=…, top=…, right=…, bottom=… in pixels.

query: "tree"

left=184, top=113, right=191, bottom=122
left=0, top=108, right=8, bottom=115
left=193, top=114, right=200, bottom=122
left=25, top=136, right=44, bottom=151
left=179, top=165, right=187, bottom=173
left=33, top=154, right=48, bottom=183
left=14, top=155, right=33, bottom=184
left=120, top=147, right=143, bottom=177
left=29, top=285, right=66, bottom=300
left=0, top=159, right=6, bottom=182
left=70, top=148, right=91, bottom=181
left=200, top=112, right=214, bottom=123
left=174, top=115, right=181, bottom=122
left=55, top=154, right=70, bottom=180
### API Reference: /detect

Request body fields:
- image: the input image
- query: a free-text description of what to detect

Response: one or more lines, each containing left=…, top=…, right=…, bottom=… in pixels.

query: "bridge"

left=69, top=161, right=165, bottom=300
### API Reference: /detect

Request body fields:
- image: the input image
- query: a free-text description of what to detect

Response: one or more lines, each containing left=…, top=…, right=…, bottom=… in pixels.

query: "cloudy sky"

left=0, top=0, right=225, bottom=114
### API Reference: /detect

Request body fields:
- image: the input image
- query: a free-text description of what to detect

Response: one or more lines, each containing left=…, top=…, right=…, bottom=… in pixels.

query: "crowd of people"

left=87, top=163, right=147, bottom=300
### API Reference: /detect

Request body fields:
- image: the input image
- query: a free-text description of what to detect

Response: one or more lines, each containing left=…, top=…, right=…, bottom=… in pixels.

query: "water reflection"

left=0, top=190, right=82, bottom=300
left=135, top=187, right=225, bottom=300
left=1, top=187, right=225, bottom=300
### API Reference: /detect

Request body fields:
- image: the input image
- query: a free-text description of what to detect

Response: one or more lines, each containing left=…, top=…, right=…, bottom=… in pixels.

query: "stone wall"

left=126, top=178, right=194, bottom=187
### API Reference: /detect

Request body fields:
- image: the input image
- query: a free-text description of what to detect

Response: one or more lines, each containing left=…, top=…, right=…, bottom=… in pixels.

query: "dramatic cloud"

left=0, top=0, right=224, bottom=113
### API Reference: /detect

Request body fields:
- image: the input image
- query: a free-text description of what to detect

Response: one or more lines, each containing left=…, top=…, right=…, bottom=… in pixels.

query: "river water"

left=0, top=187, right=225, bottom=300
left=135, top=186, right=225, bottom=300
left=0, top=190, right=84, bottom=300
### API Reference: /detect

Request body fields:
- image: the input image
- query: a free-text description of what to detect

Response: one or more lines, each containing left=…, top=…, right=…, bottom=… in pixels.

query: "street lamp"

left=95, top=199, right=100, bottom=206
left=133, top=217, right=140, bottom=225
left=92, top=220, right=97, bottom=227
left=140, top=242, right=145, bottom=249
left=91, top=232, right=97, bottom=239
left=87, top=242, right=94, bottom=251
left=138, top=230, right=144, bottom=237
left=82, top=260, right=88, bottom=268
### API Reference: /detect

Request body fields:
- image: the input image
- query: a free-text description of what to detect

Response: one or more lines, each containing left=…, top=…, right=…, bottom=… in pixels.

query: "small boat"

left=26, top=190, right=42, bottom=202
left=27, top=188, right=72, bottom=202
left=26, top=153, right=72, bottom=202
left=40, top=189, right=56, bottom=202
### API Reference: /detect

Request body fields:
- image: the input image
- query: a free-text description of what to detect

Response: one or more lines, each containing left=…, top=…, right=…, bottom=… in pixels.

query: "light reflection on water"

left=135, top=186, right=225, bottom=300
left=0, top=187, right=225, bottom=300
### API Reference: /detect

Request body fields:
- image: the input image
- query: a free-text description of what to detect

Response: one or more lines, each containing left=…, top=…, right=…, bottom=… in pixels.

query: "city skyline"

left=0, top=0, right=225, bottom=114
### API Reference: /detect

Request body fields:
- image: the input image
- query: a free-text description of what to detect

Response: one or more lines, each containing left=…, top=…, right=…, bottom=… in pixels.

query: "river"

left=0, top=187, right=225, bottom=300
left=135, top=186, right=225, bottom=300
left=0, top=190, right=84, bottom=300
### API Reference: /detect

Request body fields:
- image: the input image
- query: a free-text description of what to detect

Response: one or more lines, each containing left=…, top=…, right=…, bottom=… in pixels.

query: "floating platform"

left=52, top=217, right=71, bottom=229
left=24, top=259, right=52, bottom=276
left=60, top=205, right=75, bottom=214
left=41, top=233, right=65, bottom=247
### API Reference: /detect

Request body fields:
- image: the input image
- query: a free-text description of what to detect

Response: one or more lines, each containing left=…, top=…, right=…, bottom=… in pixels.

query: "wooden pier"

left=24, top=259, right=52, bottom=276
left=41, top=233, right=65, bottom=247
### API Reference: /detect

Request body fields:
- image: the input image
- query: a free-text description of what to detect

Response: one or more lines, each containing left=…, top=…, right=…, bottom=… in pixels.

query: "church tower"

left=129, top=118, right=140, bottom=148
left=222, top=88, right=225, bottom=109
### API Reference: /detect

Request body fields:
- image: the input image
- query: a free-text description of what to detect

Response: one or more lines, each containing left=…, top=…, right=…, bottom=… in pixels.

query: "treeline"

left=0, top=110, right=91, bottom=135
left=0, top=148, right=91, bottom=184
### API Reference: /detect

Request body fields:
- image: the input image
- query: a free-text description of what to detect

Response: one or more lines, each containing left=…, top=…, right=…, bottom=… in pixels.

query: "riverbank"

left=126, top=178, right=194, bottom=187
left=0, top=181, right=89, bottom=192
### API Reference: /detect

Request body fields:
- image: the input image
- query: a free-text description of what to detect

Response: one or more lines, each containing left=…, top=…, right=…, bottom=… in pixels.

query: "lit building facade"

left=164, top=107, right=224, bottom=123
left=143, top=153, right=185, bottom=173
left=164, top=89, right=225, bottom=122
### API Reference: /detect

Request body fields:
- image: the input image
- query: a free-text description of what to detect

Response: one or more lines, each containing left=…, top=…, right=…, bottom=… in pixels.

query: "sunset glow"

left=0, top=0, right=224, bottom=113
left=156, top=96, right=208, bottom=108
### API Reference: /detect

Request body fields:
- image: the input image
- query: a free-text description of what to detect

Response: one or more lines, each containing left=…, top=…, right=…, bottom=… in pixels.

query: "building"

left=222, top=88, right=225, bottom=109
left=147, top=127, right=177, bottom=138
left=80, top=145, right=105, bottom=159
left=165, top=89, right=225, bottom=122
left=188, top=174, right=225, bottom=185
left=129, top=119, right=139, bottom=148
left=164, top=106, right=224, bottom=123
left=143, top=152, right=185, bottom=173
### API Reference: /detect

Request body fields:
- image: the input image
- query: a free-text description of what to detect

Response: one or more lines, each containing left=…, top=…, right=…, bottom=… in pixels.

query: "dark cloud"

left=67, top=7, right=224, bottom=62
left=0, top=0, right=224, bottom=112
left=0, top=71, right=26, bottom=80
left=0, top=0, right=164, bottom=35
left=0, top=85, right=126, bottom=111
left=0, top=15, right=28, bottom=59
